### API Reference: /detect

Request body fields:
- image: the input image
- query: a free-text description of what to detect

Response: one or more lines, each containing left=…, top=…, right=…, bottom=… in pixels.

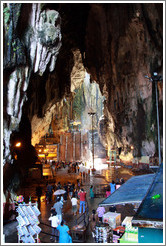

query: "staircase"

left=70, top=202, right=89, bottom=243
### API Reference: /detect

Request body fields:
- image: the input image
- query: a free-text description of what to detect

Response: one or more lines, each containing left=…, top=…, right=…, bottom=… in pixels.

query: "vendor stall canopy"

left=132, top=163, right=163, bottom=225
left=99, top=173, right=155, bottom=206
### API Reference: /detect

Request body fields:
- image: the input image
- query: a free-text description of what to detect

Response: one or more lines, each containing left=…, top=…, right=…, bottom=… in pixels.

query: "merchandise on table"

left=28, top=215, right=36, bottom=225
left=27, top=234, right=36, bottom=243
left=21, top=206, right=29, bottom=216
left=33, top=224, right=42, bottom=234
left=119, top=233, right=138, bottom=243
left=31, top=205, right=41, bottom=216
left=27, top=206, right=36, bottom=216
left=21, top=226, right=29, bottom=236
left=113, top=226, right=125, bottom=236
left=102, top=212, right=121, bottom=229
left=119, top=219, right=138, bottom=243
left=17, top=226, right=24, bottom=237
left=113, top=234, right=120, bottom=243
left=23, top=216, right=30, bottom=226
left=16, top=215, right=26, bottom=227
left=27, top=225, right=36, bottom=236
left=122, top=216, right=133, bottom=226
left=32, top=214, right=40, bottom=224
left=16, top=206, right=25, bottom=217
left=16, top=203, right=41, bottom=243
left=95, top=222, right=113, bottom=243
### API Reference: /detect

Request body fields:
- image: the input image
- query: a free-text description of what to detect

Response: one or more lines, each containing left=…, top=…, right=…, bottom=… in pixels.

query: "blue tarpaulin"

left=132, top=163, right=163, bottom=224
left=99, top=173, right=155, bottom=206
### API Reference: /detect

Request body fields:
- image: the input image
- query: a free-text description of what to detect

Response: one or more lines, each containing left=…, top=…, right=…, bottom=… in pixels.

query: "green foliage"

left=73, top=86, right=85, bottom=121
left=3, top=6, right=10, bottom=24
left=62, top=99, right=70, bottom=130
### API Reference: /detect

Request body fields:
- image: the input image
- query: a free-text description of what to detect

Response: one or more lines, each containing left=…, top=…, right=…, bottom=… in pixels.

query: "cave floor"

left=4, top=163, right=151, bottom=243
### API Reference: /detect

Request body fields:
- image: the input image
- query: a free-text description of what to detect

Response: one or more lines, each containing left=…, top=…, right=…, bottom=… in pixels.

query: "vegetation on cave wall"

left=73, top=85, right=85, bottom=121
left=3, top=3, right=26, bottom=69
left=62, top=98, right=70, bottom=130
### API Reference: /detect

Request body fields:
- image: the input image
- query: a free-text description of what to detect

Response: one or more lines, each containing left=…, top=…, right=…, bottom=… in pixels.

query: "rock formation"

left=3, top=3, right=163, bottom=194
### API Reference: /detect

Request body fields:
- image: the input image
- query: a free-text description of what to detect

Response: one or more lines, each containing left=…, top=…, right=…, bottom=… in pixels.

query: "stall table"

left=71, top=225, right=86, bottom=243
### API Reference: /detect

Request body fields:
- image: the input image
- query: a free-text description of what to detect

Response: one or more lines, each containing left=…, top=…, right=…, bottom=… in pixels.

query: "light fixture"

left=15, top=142, right=21, bottom=147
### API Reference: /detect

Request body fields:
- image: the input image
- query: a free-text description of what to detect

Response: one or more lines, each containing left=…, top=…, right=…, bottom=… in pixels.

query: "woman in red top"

left=78, top=188, right=86, bottom=213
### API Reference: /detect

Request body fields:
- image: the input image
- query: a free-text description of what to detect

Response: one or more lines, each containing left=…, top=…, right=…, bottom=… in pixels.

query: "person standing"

left=77, top=165, right=80, bottom=173
left=96, top=206, right=105, bottom=222
left=105, top=186, right=111, bottom=197
left=52, top=197, right=63, bottom=223
left=69, top=184, right=74, bottom=199
left=63, top=183, right=68, bottom=201
left=60, top=195, right=64, bottom=207
left=78, top=188, right=86, bottom=214
left=89, top=209, right=98, bottom=233
left=36, top=184, right=42, bottom=208
left=110, top=180, right=116, bottom=194
left=71, top=194, right=78, bottom=215
left=90, top=185, right=94, bottom=199
left=57, top=182, right=61, bottom=190
left=46, top=183, right=53, bottom=203
left=109, top=205, right=116, bottom=213
left=77, top=179, right=81, bottom=190
left=57, top=220, right=72, bottom=243
left=48, top=210, right=60, bottom=242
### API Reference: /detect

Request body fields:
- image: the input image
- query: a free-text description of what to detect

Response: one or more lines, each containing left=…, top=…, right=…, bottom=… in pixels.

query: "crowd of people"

left=36, top=179, right=87, bottom=243
left=34, top=161, right=125, bottom=243
left=43, top=160, right=82, bottom=174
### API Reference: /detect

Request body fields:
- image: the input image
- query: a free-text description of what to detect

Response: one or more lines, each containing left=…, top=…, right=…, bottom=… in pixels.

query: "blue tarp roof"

left=99, top=173, right=155, bottom=206
left=132, top=163, right=163, bottom=224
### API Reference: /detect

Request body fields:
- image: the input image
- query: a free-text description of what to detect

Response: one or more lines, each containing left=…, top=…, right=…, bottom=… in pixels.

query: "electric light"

left=15, top=142, right=21, bottom=147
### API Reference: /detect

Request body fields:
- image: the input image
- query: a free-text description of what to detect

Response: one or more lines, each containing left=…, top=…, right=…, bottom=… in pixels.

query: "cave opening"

left=32, top=70, right=106, bottom=173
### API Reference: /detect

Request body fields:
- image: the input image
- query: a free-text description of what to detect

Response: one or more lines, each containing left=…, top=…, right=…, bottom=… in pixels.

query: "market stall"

left=16, top=200, right=41, bottom=243
left=119, top=217, right=138, bottom=243
left=97, top=174, right=155, bottom=243
left=94, top=222, right=113, bottom=243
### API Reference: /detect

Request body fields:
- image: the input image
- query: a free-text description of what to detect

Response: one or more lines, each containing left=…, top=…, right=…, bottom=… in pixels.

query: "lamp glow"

left=15, top=142, right=21, bottom=147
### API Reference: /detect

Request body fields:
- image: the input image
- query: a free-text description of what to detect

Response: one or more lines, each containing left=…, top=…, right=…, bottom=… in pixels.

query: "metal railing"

left=75, top=201, right=89, bottom=227
left=40, top=221, right=59, bottom=241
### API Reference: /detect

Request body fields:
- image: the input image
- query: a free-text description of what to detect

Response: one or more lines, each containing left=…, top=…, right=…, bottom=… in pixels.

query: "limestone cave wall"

left=3, top=3, right=163, bottom=194
left=84, top=3, right=163, bottom=157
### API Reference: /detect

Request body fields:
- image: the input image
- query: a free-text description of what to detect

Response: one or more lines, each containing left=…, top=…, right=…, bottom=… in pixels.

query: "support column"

left=73, top=133, right=75, bottom=161
left=60, top=135, right=63, bottom=161
left=57, top=144, right=59, bottom=161
left=81, top=131, right=83, bottom=160
left=65, top=135, right=68, bottom=162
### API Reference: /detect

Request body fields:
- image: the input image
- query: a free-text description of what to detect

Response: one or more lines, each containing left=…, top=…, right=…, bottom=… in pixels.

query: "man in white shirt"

left=48, top=210, right=60, bottom=242
left=71, top=194, right=78, bottom=215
